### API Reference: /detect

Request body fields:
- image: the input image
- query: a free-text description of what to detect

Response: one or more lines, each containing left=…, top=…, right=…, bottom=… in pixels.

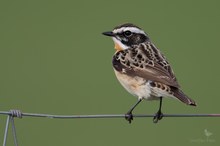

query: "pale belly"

left=114, top=69, right=159, bottom=100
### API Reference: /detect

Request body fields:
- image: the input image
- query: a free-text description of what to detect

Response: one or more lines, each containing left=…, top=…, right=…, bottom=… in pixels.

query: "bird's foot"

left=125, top=112, right=133, bottom=124
left=153, top=110, right=163, bottom=123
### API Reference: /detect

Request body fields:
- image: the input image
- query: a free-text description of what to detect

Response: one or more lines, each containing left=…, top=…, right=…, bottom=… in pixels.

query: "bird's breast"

left=113, top=69, right=152, bottom=99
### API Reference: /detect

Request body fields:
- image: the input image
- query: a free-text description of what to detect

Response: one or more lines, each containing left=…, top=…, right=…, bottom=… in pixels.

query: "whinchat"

left=102, top=23, right=196, bottom=123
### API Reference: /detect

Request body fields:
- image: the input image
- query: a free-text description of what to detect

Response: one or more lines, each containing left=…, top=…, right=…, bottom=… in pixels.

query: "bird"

left=102, top=23, right=196, bottom=123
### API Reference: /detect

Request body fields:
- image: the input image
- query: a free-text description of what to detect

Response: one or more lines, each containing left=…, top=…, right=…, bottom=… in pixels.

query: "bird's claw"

left=153, top=111, right=163, bottom=123
left=125, top=112, right=133, bottom=124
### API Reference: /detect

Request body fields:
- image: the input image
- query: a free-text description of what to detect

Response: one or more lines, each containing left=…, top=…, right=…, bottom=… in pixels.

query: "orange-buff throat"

left=114, top=43, right=123, bottom=52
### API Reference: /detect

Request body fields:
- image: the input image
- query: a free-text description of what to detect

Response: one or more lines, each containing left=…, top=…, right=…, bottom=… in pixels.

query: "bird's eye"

left=123, top=31, right=132, bottom=37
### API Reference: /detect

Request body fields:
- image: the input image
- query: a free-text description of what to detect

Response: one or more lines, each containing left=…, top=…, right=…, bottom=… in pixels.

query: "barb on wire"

left=3, top=110, right=21, bottom=146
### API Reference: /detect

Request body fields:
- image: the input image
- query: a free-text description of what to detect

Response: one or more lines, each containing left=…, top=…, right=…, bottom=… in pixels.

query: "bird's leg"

left=153, top=97, right=164, bottom=123
left=125, top=98, right=143, bottom=124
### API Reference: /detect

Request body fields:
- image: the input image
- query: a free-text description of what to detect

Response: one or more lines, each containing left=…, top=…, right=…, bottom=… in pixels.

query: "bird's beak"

left=102, top=31, right=115, bottom=37
left=102, top=31, right=122, bottom=52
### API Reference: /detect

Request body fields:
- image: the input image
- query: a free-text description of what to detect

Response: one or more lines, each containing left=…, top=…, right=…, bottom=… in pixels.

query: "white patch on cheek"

left=112, top=37, right=129, bottom=50
left=121, top=37, right=128, bottom=42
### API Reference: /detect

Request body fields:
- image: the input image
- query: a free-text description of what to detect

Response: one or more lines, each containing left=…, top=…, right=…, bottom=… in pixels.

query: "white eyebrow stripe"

left=113, top=27, right=146, bottom=35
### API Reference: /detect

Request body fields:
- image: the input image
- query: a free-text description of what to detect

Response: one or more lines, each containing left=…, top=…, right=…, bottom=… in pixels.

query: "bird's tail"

left=172, top=88, right=196, bottom=106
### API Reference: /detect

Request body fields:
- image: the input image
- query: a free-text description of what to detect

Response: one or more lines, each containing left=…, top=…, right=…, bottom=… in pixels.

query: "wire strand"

left=10, top=117, right=19, bottom=146
left=0, top=111, right=220, bottom=119
left=3, top=116, right=10, bottom=146
left=1, top=110, right=219, bottom=146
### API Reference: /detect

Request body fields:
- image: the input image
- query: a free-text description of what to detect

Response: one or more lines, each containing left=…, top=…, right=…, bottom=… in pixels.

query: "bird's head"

left=102, top=23, right=150, bottom=52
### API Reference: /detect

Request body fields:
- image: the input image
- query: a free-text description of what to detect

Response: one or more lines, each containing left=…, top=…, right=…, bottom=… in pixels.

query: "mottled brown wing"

left=112, top=43, right=180, bottom=88
left=133, top=64, right=180, bottom=88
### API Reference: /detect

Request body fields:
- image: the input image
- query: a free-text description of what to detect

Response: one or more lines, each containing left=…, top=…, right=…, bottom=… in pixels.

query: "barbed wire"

left=1, top=110, right=220, bottom=146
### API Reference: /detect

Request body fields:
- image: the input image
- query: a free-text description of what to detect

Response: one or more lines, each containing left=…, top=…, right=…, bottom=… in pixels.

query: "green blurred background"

left=0, top=0, right=219, bottom=145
